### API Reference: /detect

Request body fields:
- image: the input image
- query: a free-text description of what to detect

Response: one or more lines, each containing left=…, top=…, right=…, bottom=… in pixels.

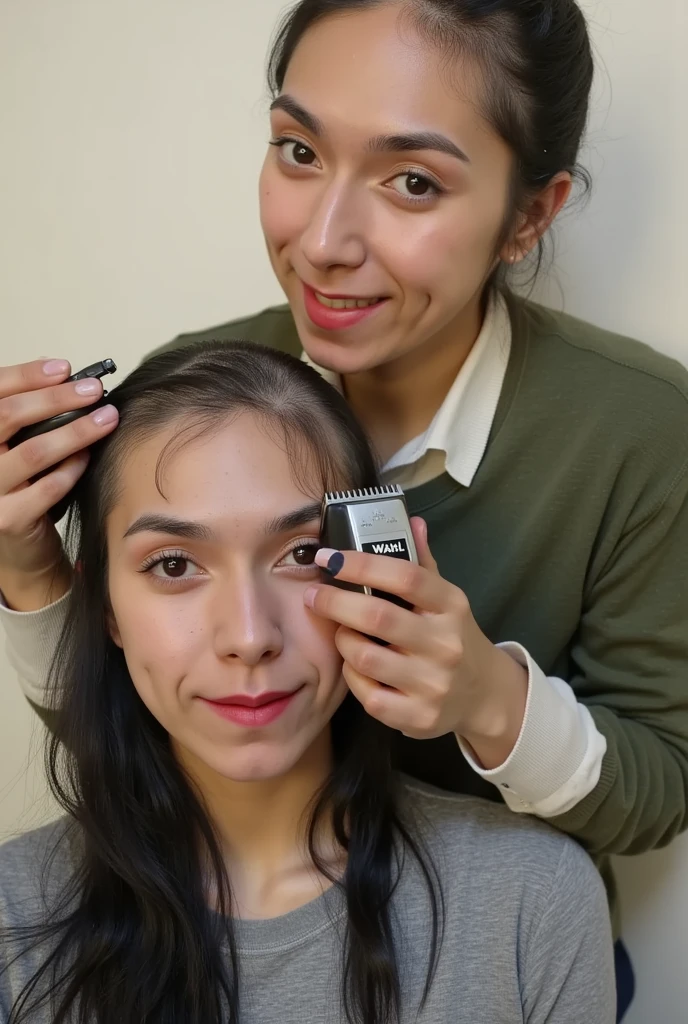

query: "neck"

left=175, top=730, right=341, bottom=918
left=343, top=292, right=485, bottom=465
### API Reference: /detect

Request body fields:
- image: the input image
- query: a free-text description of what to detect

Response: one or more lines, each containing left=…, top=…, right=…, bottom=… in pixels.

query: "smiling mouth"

left=314, top=292, right=384, bottom=310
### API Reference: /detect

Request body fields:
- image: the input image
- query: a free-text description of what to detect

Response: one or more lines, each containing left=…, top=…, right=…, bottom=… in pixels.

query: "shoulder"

left=516, top=298, right=688, bottom=425
left=399, top=776, right=602, bottom=903
left=149, top=304, right=302, bottom=361
left=0, top=818, right=76, bottom=925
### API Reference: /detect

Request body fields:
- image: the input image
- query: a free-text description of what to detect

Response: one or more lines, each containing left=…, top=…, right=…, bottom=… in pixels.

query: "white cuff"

left=457, top=642, right=607, bottom=818
left=0, top=590, right=71, bottom=707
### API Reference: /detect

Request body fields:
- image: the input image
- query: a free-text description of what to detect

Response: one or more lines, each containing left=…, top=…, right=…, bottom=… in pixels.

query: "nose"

left=300, top=178, right=367, bottom=272
left=212, top=577, right=283, bottom=667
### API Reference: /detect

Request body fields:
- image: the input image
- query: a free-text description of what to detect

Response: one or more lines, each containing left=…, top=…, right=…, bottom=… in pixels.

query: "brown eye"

left=161, top=557, right=188, bottom=577
left=405, top=173, right=431, bottom=195
left=293, top=143, right=315, bottom=164
left=279, top=140, right=317, bottom=166
left=388, top=171, right=441, bottom=202
left=292, top=545, right=317, bottom=565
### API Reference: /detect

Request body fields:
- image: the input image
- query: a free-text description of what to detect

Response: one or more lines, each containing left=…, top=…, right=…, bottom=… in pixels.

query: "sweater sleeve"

left=521, top=839, right=615, bottom=1024
left=0, top=591, right=68, bottom=715
left=549, top=460, right=688, bottom=855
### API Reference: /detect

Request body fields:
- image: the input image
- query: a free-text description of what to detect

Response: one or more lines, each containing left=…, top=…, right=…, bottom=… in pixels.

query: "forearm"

left=458, top=644, right=529, bottom=769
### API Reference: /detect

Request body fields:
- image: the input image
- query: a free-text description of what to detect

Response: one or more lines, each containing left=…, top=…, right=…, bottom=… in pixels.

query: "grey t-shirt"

left=0, top=778, right=615, bottom=1023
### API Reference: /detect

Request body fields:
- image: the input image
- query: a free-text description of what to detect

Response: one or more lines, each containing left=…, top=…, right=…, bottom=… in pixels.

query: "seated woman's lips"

left=200, top=687, right=304, bottom=727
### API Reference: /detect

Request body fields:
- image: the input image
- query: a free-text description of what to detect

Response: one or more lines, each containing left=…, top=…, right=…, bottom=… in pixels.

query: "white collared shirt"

left=301, top=292, right=606, bottom=819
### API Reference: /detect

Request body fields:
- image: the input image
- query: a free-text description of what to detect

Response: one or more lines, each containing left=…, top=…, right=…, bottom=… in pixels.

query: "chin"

left=299, top=325, right=393, bottom=376
left=208, top=745, right=303, bottom=784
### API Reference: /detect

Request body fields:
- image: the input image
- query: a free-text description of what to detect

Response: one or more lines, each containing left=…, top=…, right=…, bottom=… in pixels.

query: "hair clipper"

left=8, top=358, right=117, bottom=522
left=320, top=484, right=418, bottom=642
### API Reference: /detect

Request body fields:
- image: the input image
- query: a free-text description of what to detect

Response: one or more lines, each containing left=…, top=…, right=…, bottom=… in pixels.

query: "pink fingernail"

left=303, top=587, right=317, bottom=608
left=74, top=379, right=100, bottom=396
left=42, top=359, right=70, bottom=376
left=91, top=404, right=118, bottom=426
left=314, top=547, right=338, bottom=568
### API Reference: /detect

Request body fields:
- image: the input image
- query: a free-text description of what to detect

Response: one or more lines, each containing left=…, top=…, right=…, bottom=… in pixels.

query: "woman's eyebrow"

left=270, top=95, right=324, bottom=135
left=123, top=514, right=214, bottom=541
left=264, top=502, right=322, bottom=535
left=270, top=94, right=469, bottom=163
left=368, top=131, right=469, bottom=163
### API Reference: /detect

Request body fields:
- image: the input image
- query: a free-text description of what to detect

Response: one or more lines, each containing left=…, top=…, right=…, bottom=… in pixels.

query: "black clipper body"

left=320, top=484, right=418, bottom=624
left=8, top=358, right=117, bottom=522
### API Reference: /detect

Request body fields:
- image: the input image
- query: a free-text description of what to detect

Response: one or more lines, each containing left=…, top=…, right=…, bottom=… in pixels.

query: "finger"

left=410, top=516, right=438, bottom=573
left=313, top=548, right=449, bottom=614
left=341, top=661, right=417, bottom=733
left=336, top=624, right=428, bottom=695
left=0, top=405, right=118, bottom=494
left=304, top=582, right=439, bottom=653
left=0, top=359, right=72, bottom=403
left=0, top=376, right=105, bottom=445
left=0, top=451, right=90, bottom=531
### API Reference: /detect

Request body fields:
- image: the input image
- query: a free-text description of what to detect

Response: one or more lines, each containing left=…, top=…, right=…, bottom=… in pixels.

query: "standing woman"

left=0, top=2, right=686, bottom=1020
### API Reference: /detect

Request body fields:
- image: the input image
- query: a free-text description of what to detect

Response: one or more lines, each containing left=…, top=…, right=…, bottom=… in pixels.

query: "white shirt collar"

left=301, top=291, right=511, bottom=488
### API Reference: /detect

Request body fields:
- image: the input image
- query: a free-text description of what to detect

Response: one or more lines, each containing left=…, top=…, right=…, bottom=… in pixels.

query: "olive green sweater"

left=25, top=295, right=688, bottom=934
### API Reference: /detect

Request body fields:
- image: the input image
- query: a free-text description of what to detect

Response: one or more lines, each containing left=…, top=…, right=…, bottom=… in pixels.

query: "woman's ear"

left=500, top=171, right=572, bottom=264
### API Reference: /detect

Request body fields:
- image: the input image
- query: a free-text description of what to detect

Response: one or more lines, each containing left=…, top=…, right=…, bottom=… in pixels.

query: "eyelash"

left=269, top=136, right=446, bottom=206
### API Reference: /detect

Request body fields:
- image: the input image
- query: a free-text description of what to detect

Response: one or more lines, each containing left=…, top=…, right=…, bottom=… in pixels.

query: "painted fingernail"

left=74, top=379, right=100, bottom=396
left=303, top=587, right=317, bottom=608
left=315, top=547, right=338, bottom=568
left=42, top=359, right=70, bottom=377
left=319, top=550, right=344, bottom=577
left=91, top=404, right=118, bottom=426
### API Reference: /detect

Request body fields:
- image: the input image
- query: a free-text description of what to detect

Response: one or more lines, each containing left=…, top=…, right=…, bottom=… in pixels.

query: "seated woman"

left=0, top=341, right=614, bottom=1024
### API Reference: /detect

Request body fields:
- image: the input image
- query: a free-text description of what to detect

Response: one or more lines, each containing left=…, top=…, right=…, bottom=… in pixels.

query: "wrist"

left=457, top=646, right=528, bottom=770
left=0, top=558, right=73, bottom=612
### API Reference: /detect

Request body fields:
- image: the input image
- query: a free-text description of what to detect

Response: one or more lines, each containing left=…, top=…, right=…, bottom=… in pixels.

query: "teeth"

left=315, top=292, right=380, bottom=310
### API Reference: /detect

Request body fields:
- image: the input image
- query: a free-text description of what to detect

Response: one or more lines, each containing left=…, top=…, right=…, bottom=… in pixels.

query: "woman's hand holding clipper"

left=0, top=358, right=118, bottom=610
left=303, top=517, right=529, bottom=769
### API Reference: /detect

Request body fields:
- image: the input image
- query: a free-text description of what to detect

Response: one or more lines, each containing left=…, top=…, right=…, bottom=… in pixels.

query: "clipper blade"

left=322, top=483, right=404, bottom=507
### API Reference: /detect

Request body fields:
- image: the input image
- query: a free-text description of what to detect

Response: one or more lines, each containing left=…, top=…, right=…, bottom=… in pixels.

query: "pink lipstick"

left=302, top=283, right=387, bottom=331
left=201, top=688, right=303, bottom=727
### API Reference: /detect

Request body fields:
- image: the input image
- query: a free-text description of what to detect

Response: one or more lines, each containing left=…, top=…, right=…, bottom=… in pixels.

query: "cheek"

left=386, top=197, right=506, bottom=302
left=288, top=599, right=343, bottom=691
left=259, top=161, right=308, bottom=252
left=108, top=581, right=205, bottom=706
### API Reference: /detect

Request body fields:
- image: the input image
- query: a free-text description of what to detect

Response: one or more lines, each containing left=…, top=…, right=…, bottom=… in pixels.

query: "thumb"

left=410, top=516, right=438, bottom=573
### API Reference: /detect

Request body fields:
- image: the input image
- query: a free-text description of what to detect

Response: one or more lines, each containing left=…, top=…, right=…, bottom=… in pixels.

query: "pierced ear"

left=107, top=607, right=123, bottom=648
left=500, top=172, right=572, bottom=265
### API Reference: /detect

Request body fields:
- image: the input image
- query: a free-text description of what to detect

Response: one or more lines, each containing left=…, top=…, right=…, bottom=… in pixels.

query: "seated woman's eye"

left=145, top=555, right=202, bottom=580
left=281, top=543, right=319, bottom=568
left=158, top=558, right=189, bottom=578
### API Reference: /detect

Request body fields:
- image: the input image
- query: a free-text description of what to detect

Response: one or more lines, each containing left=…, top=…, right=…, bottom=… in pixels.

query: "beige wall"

left=0, top=1, right=686, bottom=1019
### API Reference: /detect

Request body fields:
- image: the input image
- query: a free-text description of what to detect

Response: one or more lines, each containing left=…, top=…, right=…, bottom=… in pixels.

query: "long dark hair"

left=3, top=341, right=443, bottom=1024
left=267, top=0, right=594, bottom=283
